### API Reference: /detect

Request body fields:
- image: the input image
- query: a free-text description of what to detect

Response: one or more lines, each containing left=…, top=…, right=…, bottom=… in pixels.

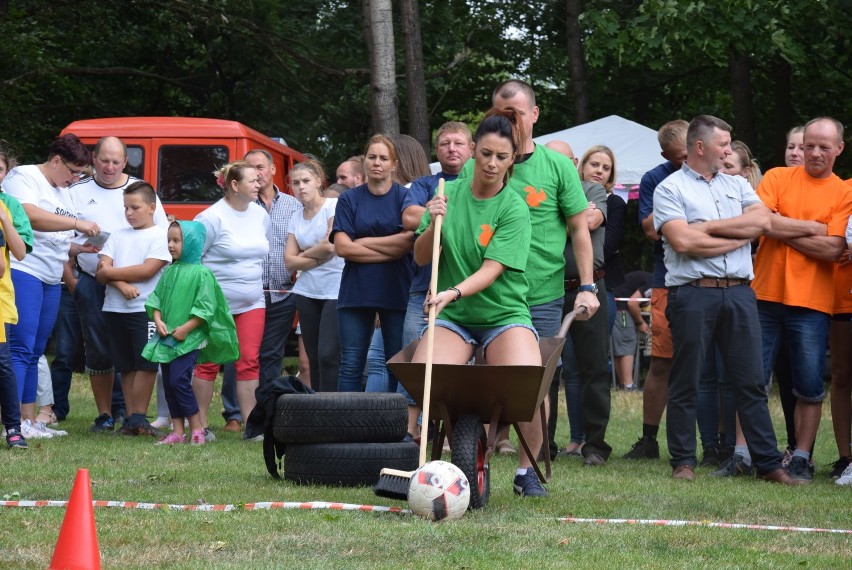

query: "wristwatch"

left=578, top=283, right=598, bottom=294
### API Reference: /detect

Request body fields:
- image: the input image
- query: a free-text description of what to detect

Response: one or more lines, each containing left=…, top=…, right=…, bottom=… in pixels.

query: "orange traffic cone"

left=49, top=468, right=100, bottom=570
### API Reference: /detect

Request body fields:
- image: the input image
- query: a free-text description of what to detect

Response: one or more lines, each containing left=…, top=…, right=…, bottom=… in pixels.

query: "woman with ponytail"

left=193, top=161, right=269, bottom=441
left=412, top=108, right=546, bottom=497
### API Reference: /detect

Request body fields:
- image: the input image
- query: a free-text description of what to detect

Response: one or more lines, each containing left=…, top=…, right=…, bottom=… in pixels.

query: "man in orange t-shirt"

left=752, top=117, right=851, bottom=483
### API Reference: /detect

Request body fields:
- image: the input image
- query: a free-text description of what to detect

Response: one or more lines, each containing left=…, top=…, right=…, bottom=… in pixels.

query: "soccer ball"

left=408, top=461, right=470, bottom=521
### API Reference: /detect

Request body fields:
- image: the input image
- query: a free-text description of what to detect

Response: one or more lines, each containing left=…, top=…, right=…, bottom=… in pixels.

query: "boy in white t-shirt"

left=96, top=181, right=171, bottom=436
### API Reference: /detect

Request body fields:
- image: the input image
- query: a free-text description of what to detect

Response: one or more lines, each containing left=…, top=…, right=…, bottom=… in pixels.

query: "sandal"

left=497, top=439, right=517, bottom=455
left=36, top=409, right=58, bottom=427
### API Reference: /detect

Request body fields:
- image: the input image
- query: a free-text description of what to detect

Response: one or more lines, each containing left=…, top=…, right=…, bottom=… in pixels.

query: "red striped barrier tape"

left=0, top=499, right=407, bottom=514
left=5, top=500, right=847, bottom=533
left=559, top=516, right=852, bottom=534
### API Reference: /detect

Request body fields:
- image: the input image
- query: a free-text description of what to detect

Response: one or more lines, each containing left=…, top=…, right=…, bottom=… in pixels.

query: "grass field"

left=1, top=375, right=850, bottom=569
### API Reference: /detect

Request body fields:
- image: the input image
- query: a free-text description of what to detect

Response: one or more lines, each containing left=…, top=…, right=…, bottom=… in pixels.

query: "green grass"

left=1, top=379, right=850, bottom=569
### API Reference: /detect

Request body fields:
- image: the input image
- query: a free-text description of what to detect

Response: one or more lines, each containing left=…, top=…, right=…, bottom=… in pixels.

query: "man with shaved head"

left=336, top=156, right=365, bottom=189
left=544, top=140, right=578, bottom=168
left=66, top=136, right=168, bottom=433
left=752, top=117, right=851, bottom=482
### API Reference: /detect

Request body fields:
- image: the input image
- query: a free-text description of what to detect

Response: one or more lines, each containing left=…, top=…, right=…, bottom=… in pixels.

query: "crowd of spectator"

left=0, top=78, right=850, bottom=487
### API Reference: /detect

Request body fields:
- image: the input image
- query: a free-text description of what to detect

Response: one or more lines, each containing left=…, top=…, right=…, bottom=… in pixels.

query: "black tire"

left=272, top=393, right=408, bottom=444
left=284, top=441, right=419, bottom=487
left=451, top=415, right=490, bottom=510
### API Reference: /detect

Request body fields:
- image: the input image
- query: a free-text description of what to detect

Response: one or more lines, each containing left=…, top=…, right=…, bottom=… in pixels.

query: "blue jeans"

left=9, top=270, right=61, bottom=405
left=337, top=307, right=405, bottom=393
left=221, top=363, right=241, bottom=423
left=758, top=301, right=829, bottom=402
left=0, top=325, right=21, bottom=431
left=667, top=285, right=781, bottom=474
left=390, top=291, right=429, bottom=405
left=403, top=292, right=428, bottom=347
left=50, top=286, right=81, bottom=420
left=365, top=328, right=388, bottom=392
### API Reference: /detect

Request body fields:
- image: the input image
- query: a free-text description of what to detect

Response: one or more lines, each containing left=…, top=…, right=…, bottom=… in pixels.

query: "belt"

left=689, top=278, right=750, bottom=288
left=564, top=269, right=606, bottom=291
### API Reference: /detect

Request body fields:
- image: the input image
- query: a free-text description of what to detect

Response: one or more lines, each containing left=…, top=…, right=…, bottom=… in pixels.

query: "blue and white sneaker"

left=5, top=427, right=28, bottom=449
left=513, top=468, right=548, bottom=497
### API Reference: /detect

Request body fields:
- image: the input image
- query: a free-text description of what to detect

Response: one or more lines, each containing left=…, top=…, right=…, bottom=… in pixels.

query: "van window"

left=158, top=145, right=229, bottom=203
left=126, top=146, right=144, bottom=180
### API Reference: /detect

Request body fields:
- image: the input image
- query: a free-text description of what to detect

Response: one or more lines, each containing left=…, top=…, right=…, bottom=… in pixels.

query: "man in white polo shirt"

left=68, top=136, right=167, bottom=432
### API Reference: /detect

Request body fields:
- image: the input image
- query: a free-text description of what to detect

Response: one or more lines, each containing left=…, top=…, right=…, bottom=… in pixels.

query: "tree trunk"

left=399, top=0, right=430, bottom=156
left=566, top=0, right=589, bottom=124
left=365, top=0, right=399, bottom=135
left=730, top=52, right=756, bottom=149
left=771, top=57, right=793, bottom=168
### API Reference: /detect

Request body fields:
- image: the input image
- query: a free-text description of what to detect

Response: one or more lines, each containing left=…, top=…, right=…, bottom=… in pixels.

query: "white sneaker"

left=836, top=464, right=852, bottom=486
left=36, top=421, right=68, bottom=437
left=21, top=419, right=52, bottom=439
left=150, top=417, right=171, bottom=429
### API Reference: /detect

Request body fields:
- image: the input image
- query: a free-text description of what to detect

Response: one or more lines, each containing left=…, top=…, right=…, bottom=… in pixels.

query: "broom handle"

left=420, top=178, right=445, bottom=467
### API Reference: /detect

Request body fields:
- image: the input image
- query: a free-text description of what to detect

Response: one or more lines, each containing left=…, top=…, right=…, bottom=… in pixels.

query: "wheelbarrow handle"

left=556, top=307, right=589, bottom=339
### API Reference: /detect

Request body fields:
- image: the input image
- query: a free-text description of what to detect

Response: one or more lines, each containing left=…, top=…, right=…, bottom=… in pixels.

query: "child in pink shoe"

left=143, top=220, right=237, bottom=445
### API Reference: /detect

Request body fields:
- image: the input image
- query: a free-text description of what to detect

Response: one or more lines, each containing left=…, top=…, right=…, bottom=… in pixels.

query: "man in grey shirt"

left=653, top=115, right=800, bottom=485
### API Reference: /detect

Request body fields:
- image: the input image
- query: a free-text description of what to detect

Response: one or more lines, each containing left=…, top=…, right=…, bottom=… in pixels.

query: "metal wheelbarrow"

left=387, top=308, right=586, bottom=509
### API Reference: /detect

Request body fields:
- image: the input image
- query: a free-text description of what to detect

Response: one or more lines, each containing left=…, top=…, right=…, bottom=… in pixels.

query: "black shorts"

left=103, top=311, right=158, bottom=374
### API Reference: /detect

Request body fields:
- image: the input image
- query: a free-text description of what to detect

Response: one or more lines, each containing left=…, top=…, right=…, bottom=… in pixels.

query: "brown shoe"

left=757, top=468, right=808, bottom=486
left=223, top=419, right=242, bottom=432
left=672, top=464, right=695, bottom=480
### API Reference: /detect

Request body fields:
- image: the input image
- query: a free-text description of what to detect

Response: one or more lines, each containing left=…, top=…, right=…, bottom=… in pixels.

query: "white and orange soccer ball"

left=408, top=460, right=470, bottom=521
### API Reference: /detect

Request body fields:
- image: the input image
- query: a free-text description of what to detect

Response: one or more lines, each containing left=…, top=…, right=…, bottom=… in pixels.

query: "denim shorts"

left=758, top=301, right=829, bottom=402
left=429, top=319, right=539, bottom=354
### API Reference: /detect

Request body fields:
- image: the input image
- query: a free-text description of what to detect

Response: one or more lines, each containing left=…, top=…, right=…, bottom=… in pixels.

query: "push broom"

left=374, top=178, right=445, bottom=500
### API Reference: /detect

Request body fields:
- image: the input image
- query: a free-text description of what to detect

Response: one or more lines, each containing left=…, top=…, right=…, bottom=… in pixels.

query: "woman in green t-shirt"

left=412, top=108, right=546, bottom=495
left=413, top=108, right=538, bottom=365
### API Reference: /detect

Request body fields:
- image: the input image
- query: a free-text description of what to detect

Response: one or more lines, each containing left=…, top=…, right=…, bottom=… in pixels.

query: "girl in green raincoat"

left=143, top=220, right=238, bottom=445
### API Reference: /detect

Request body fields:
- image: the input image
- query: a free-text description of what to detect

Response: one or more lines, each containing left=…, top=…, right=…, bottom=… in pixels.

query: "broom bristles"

left=373, top=468, right=414, bottom=500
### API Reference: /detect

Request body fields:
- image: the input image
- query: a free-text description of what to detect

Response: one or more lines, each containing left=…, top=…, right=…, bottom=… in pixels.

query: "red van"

left=61, top=117, right=306, bottom=219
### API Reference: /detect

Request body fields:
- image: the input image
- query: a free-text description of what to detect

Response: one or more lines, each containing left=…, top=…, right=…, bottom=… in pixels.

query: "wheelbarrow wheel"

left=451, top=414, right=490, bottom=510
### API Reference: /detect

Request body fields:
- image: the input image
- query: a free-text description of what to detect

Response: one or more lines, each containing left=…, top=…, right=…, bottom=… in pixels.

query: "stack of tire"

left=272, top=392, right=419, bottom=487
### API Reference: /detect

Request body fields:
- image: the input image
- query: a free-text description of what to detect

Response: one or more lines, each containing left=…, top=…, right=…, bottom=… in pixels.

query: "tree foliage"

left=0, top=0, right=848, bottom=179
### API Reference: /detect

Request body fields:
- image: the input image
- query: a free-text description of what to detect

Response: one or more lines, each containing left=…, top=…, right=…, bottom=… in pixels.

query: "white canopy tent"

left=533, top=115, right=662, bottom=200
